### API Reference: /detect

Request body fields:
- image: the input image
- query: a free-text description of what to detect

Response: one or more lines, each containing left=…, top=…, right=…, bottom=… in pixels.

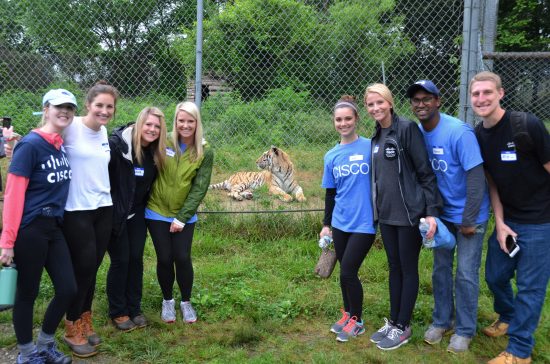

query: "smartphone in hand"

left=506, top=235, right=520, bottom=258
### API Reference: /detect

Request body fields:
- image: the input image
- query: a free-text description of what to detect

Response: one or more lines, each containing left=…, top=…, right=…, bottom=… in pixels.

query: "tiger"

left=208, top=146, right=306, bottom=202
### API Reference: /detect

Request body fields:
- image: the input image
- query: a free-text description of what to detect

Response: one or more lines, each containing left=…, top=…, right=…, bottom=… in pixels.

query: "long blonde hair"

left=132, top=107, right=167, bottom=170
left=172, top=101, right=204, bottom=162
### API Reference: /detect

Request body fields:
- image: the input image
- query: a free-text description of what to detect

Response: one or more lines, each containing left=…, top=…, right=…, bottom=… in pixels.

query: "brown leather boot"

left=81, top=311, right=102, bottom=347
left=63, top=319, right=97, bottom=358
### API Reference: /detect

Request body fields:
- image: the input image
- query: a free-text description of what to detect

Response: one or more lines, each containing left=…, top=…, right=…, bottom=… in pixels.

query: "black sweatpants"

left=332, top=227, right=375, bottom=321
left=379, top=223, right=422, bottom=328
left=13, top=217, right=77, bottom=344
left=63, top=206, right=113, bottom=321
left=106, top=208, right=148, bottom=319
left=146, top=220, right=195, bottom=301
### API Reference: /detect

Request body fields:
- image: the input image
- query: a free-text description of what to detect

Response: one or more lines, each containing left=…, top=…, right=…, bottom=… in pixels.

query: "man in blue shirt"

left=407, top=80, right=490, bottom=353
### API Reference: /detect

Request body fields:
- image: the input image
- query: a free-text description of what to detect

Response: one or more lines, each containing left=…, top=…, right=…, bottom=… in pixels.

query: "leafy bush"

left=202, top=87, right=335, bottom=148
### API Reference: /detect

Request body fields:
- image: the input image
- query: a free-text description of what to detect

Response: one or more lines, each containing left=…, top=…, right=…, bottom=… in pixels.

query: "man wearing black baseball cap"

left=407, top=80, right=490, bottom=353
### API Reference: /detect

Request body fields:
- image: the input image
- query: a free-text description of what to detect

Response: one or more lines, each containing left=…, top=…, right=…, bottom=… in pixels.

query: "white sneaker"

left=181, top=301, right=197, bottom=323
left=161, top=299, right=176, bottom=323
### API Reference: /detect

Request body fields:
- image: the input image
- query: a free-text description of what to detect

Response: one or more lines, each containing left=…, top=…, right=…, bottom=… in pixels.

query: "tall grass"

left=1, top=214, right=548, bottom=363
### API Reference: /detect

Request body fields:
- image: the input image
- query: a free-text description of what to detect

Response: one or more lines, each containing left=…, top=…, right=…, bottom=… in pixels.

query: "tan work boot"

left=488, top=351, right=532, bottom=364
left=482, top=319, right=509, bottom=337
left=63, top=319, right=97, bottom=358
left=81, top=311, right=102, bottom=347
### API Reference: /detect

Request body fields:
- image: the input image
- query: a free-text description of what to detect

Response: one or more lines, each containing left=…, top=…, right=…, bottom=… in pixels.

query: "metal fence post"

left=194, top=0, right=204, bottom=108
left=458, top=0, right=481, bottom=124
left=481, top=0, right=499, bottom=71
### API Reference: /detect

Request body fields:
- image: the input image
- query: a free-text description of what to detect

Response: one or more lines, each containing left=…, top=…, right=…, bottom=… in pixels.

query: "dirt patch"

left=0, top=346, right=17, bottom=364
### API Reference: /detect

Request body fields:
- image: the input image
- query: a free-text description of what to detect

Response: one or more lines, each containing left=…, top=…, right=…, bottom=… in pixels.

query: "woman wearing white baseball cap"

left=0, top=89, right=77, bottom=364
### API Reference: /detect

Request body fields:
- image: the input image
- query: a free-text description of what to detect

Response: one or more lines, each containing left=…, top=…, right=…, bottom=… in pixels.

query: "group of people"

left=0, top=71, right=547, bottom=364
left=321, top=71, right=549, bottom=364
left=0, top=82, right=213, bottom=364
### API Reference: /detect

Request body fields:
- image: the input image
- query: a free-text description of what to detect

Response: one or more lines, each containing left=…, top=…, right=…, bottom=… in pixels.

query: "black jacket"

left=109, top=123, right=157, bottom=237
left=371, top=113, right=442, bottom=225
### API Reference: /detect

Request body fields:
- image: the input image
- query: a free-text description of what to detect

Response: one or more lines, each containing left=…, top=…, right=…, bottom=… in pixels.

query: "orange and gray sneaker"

left=482, top=319, right=509, bottom=337
left=330, top=309, right=350, bottom=334
left=336, top=316, right=365, bottom=342
left=487, top=351, right=532, bottom=364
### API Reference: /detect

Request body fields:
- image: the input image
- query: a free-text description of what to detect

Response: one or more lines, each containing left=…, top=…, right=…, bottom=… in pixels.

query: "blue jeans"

left=485, top=221, right=550, bottom=359
left=431, top=220, right=487, bottom=337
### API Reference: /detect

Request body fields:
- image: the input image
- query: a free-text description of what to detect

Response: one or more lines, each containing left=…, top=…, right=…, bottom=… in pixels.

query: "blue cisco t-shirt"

left=9, top=132, right=71, bottom=227
left=322, top=136, right=376, bottom=234
left=419, top=113, right=490, bottom=224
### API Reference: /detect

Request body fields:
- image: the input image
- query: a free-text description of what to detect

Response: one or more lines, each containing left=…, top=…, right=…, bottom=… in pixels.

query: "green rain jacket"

left=147, top=135, right=214, bottom=223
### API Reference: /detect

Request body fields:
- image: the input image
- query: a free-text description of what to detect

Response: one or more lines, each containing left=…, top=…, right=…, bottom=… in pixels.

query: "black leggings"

left=379, top=223, right=422, bottom=327
left=63, top=206, right=113, bottom=321
left=332, top=228, right=375, bottom=321
left=107, top=208, right=148, bottom=319
left=147, top=220, right=195, bottom=301
left=13, top=217, right=77, bottom=344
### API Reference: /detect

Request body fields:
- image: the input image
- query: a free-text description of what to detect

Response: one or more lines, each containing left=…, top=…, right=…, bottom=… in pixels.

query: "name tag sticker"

left=501, top=151, right=517, bottom=162
left=349, top=154, right=364, bottom=162
left=134, top=167, right=144, bottom=176
left=373, top=145, right=379, bottom=154
left=166, top=148, right=175, bottom=157
left=433, top=147, right=444, bottom=155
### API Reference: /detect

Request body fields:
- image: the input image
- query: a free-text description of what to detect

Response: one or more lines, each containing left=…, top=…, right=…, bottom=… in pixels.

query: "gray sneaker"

left=181, top=301, right=197, bottom=323
left=447, top=334, right=471, bottom=353
left=424, top=324, right=454, bottom=345
left=370, top=318, right=394, bottom=343
left=336, top=316, right=365, bottom=342
left=376, top=325, right=412, bottom=350
left=161, top=299, right=176, bottom=323
left=330, top=310, right=350, bottom=334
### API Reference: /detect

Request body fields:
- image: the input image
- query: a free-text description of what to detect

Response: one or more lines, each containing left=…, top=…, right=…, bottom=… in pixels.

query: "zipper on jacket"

left=387, top=136, right=414, bottom=226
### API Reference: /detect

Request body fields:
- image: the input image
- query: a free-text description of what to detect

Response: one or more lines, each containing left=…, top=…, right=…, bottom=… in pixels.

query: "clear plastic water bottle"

left=318, top=235, right=333, bottom=250
left=419, top=218, right=434, bottom=248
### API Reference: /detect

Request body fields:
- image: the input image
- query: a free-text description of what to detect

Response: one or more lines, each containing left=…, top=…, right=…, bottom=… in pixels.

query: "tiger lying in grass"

left=208, top=146, right=306, bottom=202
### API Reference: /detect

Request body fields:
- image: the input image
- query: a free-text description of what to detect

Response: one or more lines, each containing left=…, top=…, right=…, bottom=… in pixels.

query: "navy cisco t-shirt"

left=9, top=132, right=71, bottom=227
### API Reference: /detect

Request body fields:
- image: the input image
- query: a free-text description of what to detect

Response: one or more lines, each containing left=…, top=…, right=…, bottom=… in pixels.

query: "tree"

left=0, top=0, right=53, bottom=92
left=495, top=0, right=550, bottom=118
left=497, top=0, right=550, bottom=51
left=176, top=0, right=413, bottom=104
left=178, top=0, right=319, bottom=101
left=311, top=0, right=414, bottom=102
left=18, top=0, right=196, bottom=97
left=387, top=0, right=464, bottom=111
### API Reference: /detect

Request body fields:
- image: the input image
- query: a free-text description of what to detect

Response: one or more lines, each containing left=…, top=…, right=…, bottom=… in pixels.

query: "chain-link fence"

left=2, top=0, right=545, bottom=213
left=480, top=53, right=550, bottom=122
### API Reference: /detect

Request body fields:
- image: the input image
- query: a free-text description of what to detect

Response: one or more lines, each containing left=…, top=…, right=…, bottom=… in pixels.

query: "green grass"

left=1, top=213, right=549, bottom=363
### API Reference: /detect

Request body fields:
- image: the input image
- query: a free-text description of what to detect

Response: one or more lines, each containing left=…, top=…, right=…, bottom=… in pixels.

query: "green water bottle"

left=0, top=264, right=17, bottom=305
